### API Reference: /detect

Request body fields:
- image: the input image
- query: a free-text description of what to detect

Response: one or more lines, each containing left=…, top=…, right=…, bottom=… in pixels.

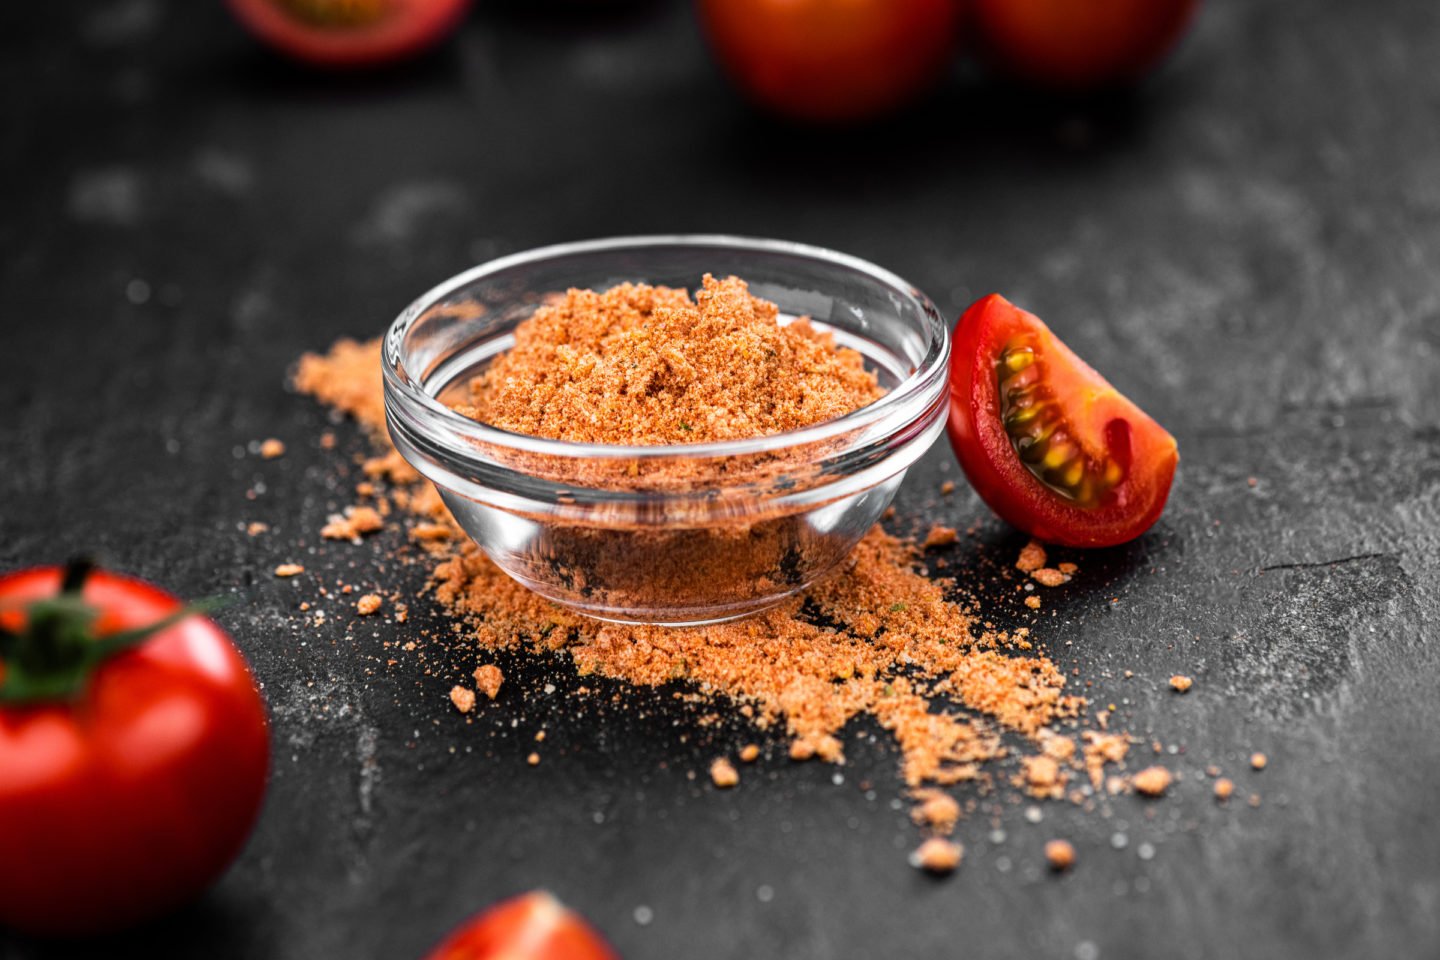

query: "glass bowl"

left=383, top=236, right=950, bottom=625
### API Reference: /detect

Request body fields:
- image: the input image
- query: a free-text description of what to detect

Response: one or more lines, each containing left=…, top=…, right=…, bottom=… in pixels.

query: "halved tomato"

left=947, top=294, right=1178, bottom=547
left=226, top=0, right=472, bottom=68
left=424, top=891, right=619, bottom=960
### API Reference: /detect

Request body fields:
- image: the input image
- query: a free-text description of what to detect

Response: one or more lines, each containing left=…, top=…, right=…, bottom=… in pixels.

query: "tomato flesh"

left=425, top=891, right=619, bottom=960
left=697, top=0, right=961, bottom=122
left=227, top=0, right=471, bottom=67
left=948, top=294, right=1178, bottom=547
left=971, top=0, right=1200, bottom=89
left=0, top=568, right=270, bottom=938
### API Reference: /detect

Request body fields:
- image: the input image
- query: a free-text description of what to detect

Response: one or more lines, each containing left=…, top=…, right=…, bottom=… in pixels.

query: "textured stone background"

left=2, top=1, right=1438, bottom=957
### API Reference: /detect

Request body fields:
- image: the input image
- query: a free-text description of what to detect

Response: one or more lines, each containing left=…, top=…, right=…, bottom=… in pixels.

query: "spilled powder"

left=292, top=331, right=1160, bottom=869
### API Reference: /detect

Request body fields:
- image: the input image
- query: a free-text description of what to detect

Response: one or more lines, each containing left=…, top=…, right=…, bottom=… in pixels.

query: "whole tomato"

left=425, top=891, right=619, bottom=960
left=971, top=0, right=1201, bottom=89
left=697, top=0, right=962, bottom=122
left=0, top=563, right=270, bottom=938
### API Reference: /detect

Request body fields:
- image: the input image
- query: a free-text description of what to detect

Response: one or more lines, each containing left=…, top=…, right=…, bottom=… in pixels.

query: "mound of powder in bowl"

left=456, top=274, right=885, bottom=445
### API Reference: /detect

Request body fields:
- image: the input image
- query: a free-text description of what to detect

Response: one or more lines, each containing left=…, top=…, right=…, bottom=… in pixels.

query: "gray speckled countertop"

left=3, top=1, right=1438, bottom=957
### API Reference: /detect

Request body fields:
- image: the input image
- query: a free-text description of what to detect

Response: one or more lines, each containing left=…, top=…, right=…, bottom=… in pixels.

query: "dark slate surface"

left=3, top=1, right=1439, bottom=957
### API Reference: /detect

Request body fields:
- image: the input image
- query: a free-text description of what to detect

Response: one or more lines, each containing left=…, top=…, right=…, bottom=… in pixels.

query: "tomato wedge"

left=947, top=294, right=1178, bottom=547
left=227, top=0, right=471, bottom=68
left=424, top=891, right=619, bottom=960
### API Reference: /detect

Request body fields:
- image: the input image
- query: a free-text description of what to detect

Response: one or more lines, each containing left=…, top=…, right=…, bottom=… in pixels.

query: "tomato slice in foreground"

left=226, top=0, right=471, bottom=68
left=947, top=294, right=1178, bottom=547
left=425, top=891, right=620, bottom=960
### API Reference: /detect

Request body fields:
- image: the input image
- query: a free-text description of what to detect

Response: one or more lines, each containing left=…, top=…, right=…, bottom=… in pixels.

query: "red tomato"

left=971, top=0, right=1200, bottom=88
left=0, top=565, right=270, bottom=938
left=227, top=0, right=472, bottom=68
left=697, top=0, right=962, bottom=122
left=425, top=891, right=620, bottom=960
left=947, top=294, right=1178, bottom=547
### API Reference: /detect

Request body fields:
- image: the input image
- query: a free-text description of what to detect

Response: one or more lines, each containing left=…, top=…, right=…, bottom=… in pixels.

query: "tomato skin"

left=971, top=0, right=1200, bottom=88
left=227, top=0, right=472, bottom=68
left=425, top=891, right=620, bottom=960
left=0, top=569, right=270, bottom=938
left=697, top=0, right=962, bottom=122
left=948, top=294, right=1178, bottom=548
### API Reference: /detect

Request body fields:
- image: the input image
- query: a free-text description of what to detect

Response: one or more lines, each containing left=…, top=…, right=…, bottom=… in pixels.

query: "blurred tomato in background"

left=227, top=0, right=473, bottom=67
left=696, top=0, right=962, bottom=122
left=970, top=0, right=1200, bottom=89
left=225, top=0, right=1203, bottom=117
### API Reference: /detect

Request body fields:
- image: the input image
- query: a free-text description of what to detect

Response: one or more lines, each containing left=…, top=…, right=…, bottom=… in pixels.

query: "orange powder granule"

left=1016, top=540, right=1047, bottom=573
left=1045, top=839, right=1076, bottom=871
left=473, top=664, right=504, bottom=700
left=912, top=838, right=963, bottom=875
left=1020, top=755, right=1067, bottom=799
left=450, top=686, right=476, bottom=714
left=709, top=758, right=740, bottom=789
left=457, top=276, right=884, bottom=445
left=322, top=506, right=384, bottom=542
left=1133, top=766, right=1173, bottom=797
left=910, top=789, right=962, bottom=836
left=923, top=525, right=959, bottom=548
left=1031, top=568, right=1070, bottom=587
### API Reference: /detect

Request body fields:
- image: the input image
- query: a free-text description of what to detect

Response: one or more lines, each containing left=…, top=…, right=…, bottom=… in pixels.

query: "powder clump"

left=1133, top=766, right=1173, bottom=797
left=473, top=664, right=504, bottom=701
left=1045, top=839, right=1076, bottom=871
left=710, top=758, right=740, bottom=789
left=450, top=686, right=476, bottom=714
left=911, top=838, right=963, bottom=875
left=322, top=506, right=384, bottom=542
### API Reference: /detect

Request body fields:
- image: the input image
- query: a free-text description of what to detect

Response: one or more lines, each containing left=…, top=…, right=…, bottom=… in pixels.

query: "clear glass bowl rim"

left=382, top=234, right=950, bottom=463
